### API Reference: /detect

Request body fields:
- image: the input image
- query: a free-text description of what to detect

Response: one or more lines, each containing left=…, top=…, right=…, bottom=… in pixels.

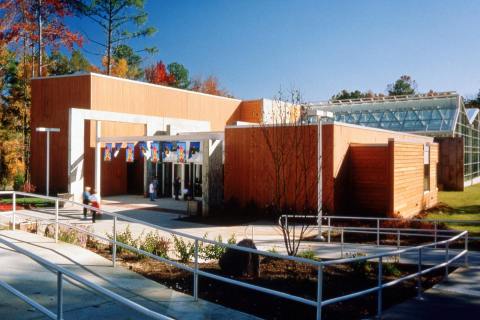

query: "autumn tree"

left=0, top=0, right=82, bottom=77
left=144, top=61, right=175, bottom=86
left=47, top=49, right=93, bottom=75
left=112, top=44, right=143, bottom=79
left=77, top=0, right=156, bottom=75
left=190, top=75, right=231, bottom=97
left=387, top=75, right=417, bottom=96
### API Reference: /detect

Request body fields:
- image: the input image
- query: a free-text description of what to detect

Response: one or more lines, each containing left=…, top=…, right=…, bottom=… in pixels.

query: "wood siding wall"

left=325, top=123, right=434, bottom=214
left=224, top=125, right=318, bottom=211
left=435, top=137, right=464, bottom=191
left=348, top=145, right=390, bottom=215
left=31, top=75, right=91, bottom=194
left=30, top=73, right=253, bottom=196
left=390, top=141, right=438, bottom=218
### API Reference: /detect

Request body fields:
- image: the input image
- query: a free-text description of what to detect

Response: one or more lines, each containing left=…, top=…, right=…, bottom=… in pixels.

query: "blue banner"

left=126, top=143, right=135, bottom=162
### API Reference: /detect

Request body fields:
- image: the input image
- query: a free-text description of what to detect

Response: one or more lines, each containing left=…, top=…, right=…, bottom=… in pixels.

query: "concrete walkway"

left=383, top=266, right=480, bottom=319
left=0, top=230, right=259, bottom=320
left=4, top=205, right=479, bottom=266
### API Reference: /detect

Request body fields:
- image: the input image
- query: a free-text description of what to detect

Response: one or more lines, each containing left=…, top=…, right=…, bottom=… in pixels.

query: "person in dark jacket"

left=82, top=186, right=91, bottom=219
left=173, top=177, right=181, bottom=200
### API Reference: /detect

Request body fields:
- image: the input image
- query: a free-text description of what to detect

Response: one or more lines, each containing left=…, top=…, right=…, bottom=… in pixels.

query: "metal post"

left=377, top=257, right=383, bottom=319
left=46, top=131, right=50, bottom=196
left=340, top=228, right=344, bottom=258
left=316, top=265, right=323, bottom=320
left=465, top=233, right=469, bottom=268
left=434, top=222, right=438, bottom=248
left=112, top=216, right=117, bottom=267
left=397, top=230, right=400, bottom=249
left=445, top=241, right=449, bottom=279
left=194, top=239, right=199, bottom=301
left=417, top=248, right=423, bottom=300
left=376, top=219, right=380, bottom=247
left=55, top=199, right=59, bottom=243
left=57, top=272, right=63, bottom=320
left=94, top=121, right=102, bottom=202
left=327, top=217, right=331, bottom=243
left=12, top=192, right=16, bottom=231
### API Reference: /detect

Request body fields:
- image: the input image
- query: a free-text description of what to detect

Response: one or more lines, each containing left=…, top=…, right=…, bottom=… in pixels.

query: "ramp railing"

left=0, top=235, right=173, bottom=320
left=0, top=191, right=470, bottom=320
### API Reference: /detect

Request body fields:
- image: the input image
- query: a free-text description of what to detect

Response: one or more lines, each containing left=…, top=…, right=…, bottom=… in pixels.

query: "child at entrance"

left=89, top=190, right=100, bottom=223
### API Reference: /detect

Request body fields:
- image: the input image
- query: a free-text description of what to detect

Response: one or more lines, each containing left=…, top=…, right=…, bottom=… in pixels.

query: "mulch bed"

left=91, top=246, right=446, bottom=320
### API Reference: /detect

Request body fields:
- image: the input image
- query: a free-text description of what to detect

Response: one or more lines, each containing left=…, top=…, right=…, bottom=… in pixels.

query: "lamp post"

left=36, top=127, right=60, bottom=196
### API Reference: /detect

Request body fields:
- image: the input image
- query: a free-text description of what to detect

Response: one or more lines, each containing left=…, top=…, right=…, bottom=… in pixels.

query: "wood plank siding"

left=225, top=123, right=438, bottom=218
left=30, top=73, right=254, bottom=195
left=390, top=141, right=438, bottom=218
left=224, top=125, right=319, bottom=212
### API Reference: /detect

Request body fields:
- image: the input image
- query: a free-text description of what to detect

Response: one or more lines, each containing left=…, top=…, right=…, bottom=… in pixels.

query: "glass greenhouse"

left=310, top=92, right=480, bottom=187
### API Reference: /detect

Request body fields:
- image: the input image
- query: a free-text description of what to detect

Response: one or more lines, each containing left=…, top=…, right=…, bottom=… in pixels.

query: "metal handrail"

left=279, top=214, right=480, bottom=243
left=0, top=191, right=470, bottom=320
left=0, top=236, right=173, bottom=320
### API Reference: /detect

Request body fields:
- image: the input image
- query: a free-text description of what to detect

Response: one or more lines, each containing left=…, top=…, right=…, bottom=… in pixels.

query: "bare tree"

left=259, top=90, right=319, bottom=256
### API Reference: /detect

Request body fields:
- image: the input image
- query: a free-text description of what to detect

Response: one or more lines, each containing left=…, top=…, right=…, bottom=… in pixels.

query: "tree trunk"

left=37, top=0, right=43, bottom=77
left=106, top=0, right=113, bottom=75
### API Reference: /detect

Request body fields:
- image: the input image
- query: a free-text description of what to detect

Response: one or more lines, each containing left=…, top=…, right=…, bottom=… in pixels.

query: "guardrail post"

left=417, top=247, right=423, bottom=300
left=397, top=230, right=400, bottom=249
left=377, top=257, right=383, bottom=319
left=327, top=217, right=331, bottom=243
left=434, top=222, right=438, bottom=248
left=57, top=272, right=63, bottom=320
left=194, top=239, right=199, bottom=301
left=340, top=228, right=344, bottom=258
left=445, top=241, right=449, bottom=279
left=12, top=192, right=16, bottom=231
left=465, top=232, right=469, bottom=268
left=316, top=264, right=323, bottom=320
left=376, top=219, right=380, bottom=247
left=112, top=216, right=117, bottom=267
left=55, top=199, right=59, bottom=243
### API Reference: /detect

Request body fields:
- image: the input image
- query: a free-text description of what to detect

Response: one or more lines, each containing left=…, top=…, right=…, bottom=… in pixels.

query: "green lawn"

left=426, top=184, right=480, bottom=235
left=0, top=197, right=55, bottom=207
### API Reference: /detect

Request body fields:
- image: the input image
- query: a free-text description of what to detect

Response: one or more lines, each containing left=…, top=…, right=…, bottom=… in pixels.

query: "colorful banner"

left=188, top=142, right=200, bottom=159
left=162, top=142, right=173, bottom=160
left=177, top=142, right=186, bottom=163
left=126, top=143, right=135, bottom=162
left=151, top=142, right=160, bottom=163
left=104, top=143, right=112, bottom=161
left=114, top=143, right=122, bottom=158
left=139, top=141, right=148, bottom=158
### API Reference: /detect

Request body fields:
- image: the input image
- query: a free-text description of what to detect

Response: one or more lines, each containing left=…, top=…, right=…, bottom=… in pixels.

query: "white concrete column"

left=95, top=120, right=102, bottom=201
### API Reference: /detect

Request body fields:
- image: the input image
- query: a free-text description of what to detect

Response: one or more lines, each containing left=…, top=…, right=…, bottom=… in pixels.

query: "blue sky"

left=68, top=0, right=480, bottom=101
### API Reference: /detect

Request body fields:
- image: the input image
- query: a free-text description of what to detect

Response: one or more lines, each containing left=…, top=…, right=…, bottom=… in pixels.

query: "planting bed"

left=91, top=245, right=446, bottom=320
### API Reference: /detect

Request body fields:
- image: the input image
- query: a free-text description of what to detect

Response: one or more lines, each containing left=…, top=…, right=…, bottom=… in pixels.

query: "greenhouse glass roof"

left=310, top=93, right=461, bottom=134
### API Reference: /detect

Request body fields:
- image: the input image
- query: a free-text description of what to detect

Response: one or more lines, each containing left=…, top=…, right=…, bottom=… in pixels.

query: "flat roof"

left=32, top=72, right=243, bottom=102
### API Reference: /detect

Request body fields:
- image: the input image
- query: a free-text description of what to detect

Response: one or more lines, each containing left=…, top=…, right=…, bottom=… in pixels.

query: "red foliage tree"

left=144, top=61, right=176, bottom=86
left=0, top=0, right=83, bottom=76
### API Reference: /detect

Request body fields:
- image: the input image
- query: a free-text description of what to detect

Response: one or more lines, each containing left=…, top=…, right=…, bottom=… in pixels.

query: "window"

left=424, top=144, right=430, bottom=192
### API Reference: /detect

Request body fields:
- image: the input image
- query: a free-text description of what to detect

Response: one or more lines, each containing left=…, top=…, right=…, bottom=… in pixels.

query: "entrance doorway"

left=161, top=162, right=172, bottom=197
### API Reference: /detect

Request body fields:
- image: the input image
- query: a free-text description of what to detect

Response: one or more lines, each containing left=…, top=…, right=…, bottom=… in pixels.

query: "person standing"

left=89, top=190, right=100, bottom=223
left=82, top=186, right=91, bottom=219
left=173, top=177, right=181, bottom=200
left=149, top=181, right=155, bottom=201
